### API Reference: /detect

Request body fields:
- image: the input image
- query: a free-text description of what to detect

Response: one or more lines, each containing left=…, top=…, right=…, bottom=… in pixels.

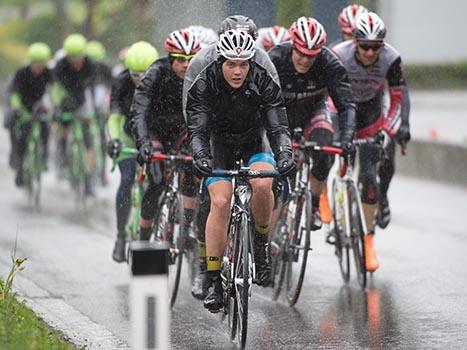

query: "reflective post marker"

left=129, top=241, right=170, bottom=350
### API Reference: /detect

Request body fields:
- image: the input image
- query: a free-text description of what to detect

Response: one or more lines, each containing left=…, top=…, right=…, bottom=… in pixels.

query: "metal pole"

left=129, top=241, right=170, bottom=350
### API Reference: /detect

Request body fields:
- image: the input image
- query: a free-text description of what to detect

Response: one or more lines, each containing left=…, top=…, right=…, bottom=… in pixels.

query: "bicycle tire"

left=68, top=139, right=87, bottom=206
left=285, top=189, right=311, bottom=307
left=235, top=213, right=250, bottom=349
left=348, top=184, right=367, bottom=289
left=331, top=178, right=350, bottom=283
left=223, top=216, right=239, bottom=341
left=154, top=193, right=184, bottom=309
left=271, top=220, right=287, bottom=301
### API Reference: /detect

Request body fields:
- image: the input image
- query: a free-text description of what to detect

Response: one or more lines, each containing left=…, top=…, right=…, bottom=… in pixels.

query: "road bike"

left=207, top=166, right=285, bottom=349
left=150, top=152, right=194, bottom=309
left=271, top=131, right=341, bottom=306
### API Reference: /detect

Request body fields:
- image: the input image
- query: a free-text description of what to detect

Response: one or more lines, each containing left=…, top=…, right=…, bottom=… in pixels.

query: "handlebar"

left=292, top=141, right=342, bottom=155
left=210, top=168, right=280, bottom=179
left=150, top=152, right=192, bottom=162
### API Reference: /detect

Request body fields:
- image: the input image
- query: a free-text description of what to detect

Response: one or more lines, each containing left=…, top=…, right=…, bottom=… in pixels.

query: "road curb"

left=0, top=262, right=130, bottom=350
left=395, top=139, right=467, bottom=187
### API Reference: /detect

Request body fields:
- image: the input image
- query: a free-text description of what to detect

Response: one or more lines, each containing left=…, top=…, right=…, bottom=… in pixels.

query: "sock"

left=207, top=256, right=221, bottom=271
left=197, top=240, right=207, bottom=271
left=255, top=223, right=269, bottom=236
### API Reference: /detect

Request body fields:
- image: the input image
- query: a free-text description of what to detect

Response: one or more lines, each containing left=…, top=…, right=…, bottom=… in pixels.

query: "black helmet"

left=218, top=15, right=258, bottom=40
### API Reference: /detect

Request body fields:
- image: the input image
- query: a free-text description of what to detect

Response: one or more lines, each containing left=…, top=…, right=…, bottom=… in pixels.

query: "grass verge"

left=0, top=291, right=79, bottom=350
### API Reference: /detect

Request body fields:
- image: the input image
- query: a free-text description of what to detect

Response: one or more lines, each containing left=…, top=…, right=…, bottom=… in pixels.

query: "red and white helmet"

left=289, top=17, right=327, bottom=55
left=259, top=25, right=291, bottom=51
left=353, top=12, right=386, bottom=41
left=186, top=25, right=218, bottom=48
left=338, top=4, right=368, bottom=34
left=164, top=29, right=201, bottom=55
left=217, top=29, right=256, bottom=60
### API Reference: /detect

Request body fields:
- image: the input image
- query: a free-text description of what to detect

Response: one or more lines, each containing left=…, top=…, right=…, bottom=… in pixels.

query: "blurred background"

left=1, top=0, right=466, bottom=88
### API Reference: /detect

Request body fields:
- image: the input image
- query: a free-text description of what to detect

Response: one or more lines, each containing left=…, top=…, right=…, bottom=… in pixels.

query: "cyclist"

left=130, top=30, right=200, bottom=245
left=86, top=40, right=113, bottom=185
left=269, top=17, right=356, bottom=230
left=183, top=14, right=281, bottom=301
left=5, top=42, right=53, bottom=186
left=107, top=41, right=159, bottom=263
left=186, top=25, right=218, bottom=48
left=333, top=12, right=411, bottom=271
left=53, top=33, right=98, bottom=195
left=257, top=25, right=291, bottom=51
left=186, top=29, right=294, bottom=311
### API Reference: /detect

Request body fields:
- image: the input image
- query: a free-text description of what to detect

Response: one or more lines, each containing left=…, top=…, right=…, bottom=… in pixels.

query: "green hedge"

left=405, top=62, right=467, bottom=89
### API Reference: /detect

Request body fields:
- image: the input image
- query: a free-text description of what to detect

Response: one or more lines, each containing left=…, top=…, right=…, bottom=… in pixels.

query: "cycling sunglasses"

left=170, top=53, right=195, bottom=62
left=357, top=42, right=384, bottom=52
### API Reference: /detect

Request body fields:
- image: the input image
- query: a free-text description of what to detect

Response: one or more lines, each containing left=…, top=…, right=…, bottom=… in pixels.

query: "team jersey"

left=333, top=40, right=409, bottom=134
left=8, top=66, right=52, bottom=112
left=130, top=56, right=186, bottom=147
left=269, top=42, right=355, bottom=135
left=53, top=56, right=97, bottom=112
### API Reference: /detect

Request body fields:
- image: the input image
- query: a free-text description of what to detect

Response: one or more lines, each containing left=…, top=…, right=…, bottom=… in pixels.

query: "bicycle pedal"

left=208, top=307, right=223, bottom=314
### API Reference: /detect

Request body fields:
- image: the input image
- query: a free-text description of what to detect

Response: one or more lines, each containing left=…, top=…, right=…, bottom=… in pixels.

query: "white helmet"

left=353, top=12, right=386, bottom=41
left=217, top=29, right=256, bottom=60
left=186, top=25, right=218, bottom=48
left=338, top=4, right=368, bottom=34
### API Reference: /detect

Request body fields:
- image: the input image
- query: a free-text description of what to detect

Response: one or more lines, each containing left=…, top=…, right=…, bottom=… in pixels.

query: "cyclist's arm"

left=130, top=61, right=161, bottom=148
left=186, top=75, right=213, bottom=160
left=325, top=52, right=356, bottom=140
left=385, top=57, right=410, bottom=134
left=259, top=72, right=292, bottom=157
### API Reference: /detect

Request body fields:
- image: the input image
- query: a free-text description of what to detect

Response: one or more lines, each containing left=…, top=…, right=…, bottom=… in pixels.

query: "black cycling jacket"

left=110, top=69, right=135, bottom=135
left=186, top=59, right=292, bottom=161
left=7, top=66, right=52, bottom=112
left=130, top=57, right=186, bottom=148
left=269, top=43, right=356, bottom=139
left=53, top=56, right=96, bottom=112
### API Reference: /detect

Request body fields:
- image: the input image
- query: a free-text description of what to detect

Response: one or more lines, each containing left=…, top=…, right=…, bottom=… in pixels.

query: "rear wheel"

left=25, top=137, right=42, bottom=210
left=69, top=140, right=86, bottom=207
left=285, top=190, right=311, bottom=306
left=331, top=178, right=350, bottom=283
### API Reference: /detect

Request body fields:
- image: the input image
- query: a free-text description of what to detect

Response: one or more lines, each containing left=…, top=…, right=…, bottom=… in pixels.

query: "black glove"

left=106, top=139, right=122, bottom=159
left=193, top=157, right=213, bottom=178
left=137, top=141, right=153, bottom=166
left=396, top=123, right=411, bottom=145
left=276, top=152, right=295, bottom=177
left=340, top=134, right=355, bottom=157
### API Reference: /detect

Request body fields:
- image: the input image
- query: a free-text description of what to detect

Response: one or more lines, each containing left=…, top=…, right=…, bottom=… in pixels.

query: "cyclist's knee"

left=208, top=184, right=232, bottom=216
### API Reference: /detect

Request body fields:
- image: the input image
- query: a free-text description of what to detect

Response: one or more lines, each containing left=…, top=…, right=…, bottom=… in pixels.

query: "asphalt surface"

left=1, top=90, right=467, bottom=349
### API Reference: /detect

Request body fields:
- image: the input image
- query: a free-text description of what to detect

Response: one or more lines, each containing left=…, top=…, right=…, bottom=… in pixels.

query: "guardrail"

left=396, top=139, right=467, bottom=187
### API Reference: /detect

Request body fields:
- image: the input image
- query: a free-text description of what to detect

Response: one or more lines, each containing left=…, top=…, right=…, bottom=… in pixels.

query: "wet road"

left=1, top=112, right=467, bottom=348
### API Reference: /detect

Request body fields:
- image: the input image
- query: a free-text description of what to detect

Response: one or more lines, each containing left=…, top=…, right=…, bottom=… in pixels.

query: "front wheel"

left=331, top=178, right=350, bottom=283
left=285, top=189, right=312, bottom=307
left=235, top=214, right=251, bottom=349
left=154, top=193, right=184, bottom=308
left=348, top=184, right=367, bottom=289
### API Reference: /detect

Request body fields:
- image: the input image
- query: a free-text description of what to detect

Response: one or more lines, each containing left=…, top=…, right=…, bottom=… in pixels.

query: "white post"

left=129, top=241, right=170, bottom=350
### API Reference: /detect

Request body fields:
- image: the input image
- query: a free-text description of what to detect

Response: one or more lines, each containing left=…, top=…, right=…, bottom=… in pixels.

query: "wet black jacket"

left=130, top=57, right=186, bottom=147
left=186, top=59, right=292, bottom=161
left=110, top=69, right=135, bottom=135
left=53, top=56, right=96, bottom=112
left=269, top=43, right=356, bottom=139
left=8, top=66, right=52, bottom=112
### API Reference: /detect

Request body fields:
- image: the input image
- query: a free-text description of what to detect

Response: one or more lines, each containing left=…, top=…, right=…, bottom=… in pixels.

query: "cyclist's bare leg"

left=308, top=174, right=324, bottom=195
left=206, top=181, right=232, bottom=257
left=250, top=162, right=274, bottom=229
